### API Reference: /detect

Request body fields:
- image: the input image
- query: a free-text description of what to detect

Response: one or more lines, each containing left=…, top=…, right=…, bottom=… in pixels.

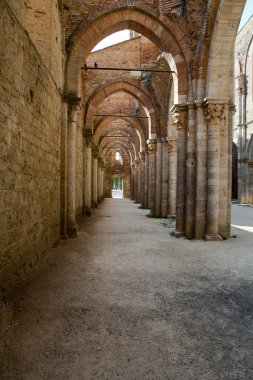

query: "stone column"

left=185, top=103, right=196, bottom=238
left=101, top=162, right=105, bottom=200
left=194, top=100, right=208, bottom=239
left=204, top=99, right=227, bottom=240
left=137, top=159, right=141, bottom=204
left=161, top=138, right=168, bottom=218
left=155, top=139, right=162, bottom=217
left=225, top=104, right=236, bottom=235
left=60, top=97, right=68, bottom=239
left=93, top=147, right=98, bottom=208
left=66, top=97, right=81, bottom=237
left=167, top=138, right=177, bottom=216
left=139, top=152, right=145, bottom=208
left=147, top=139, right=157, bottom=217
left=238, top=75, right=247, bottom=204
left=130, top=164, right=135, bottom=200
left=171, top=105, right=187, bottom=236
left=97, top=158, right=102, bottom=203
left=144, top=150, right=149, bottom=209
left=134, top=161, right=138, bottom=203
left=84, top=130, right=93, bottom=216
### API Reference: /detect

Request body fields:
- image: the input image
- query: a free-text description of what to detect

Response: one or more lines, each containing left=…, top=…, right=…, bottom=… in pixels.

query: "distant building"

left=234, top=15, right=253, bottom=203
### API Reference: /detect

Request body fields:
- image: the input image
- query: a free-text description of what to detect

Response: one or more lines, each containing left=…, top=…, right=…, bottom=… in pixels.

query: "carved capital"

left=167, top=138, right=177, bottom=152
left=203, top=99, right=227, bottom=125
left=84, top=129, right=93, bottom=147
left=139, top=151, right=145, bottom=162
left=147, top=139, right=157, bottom=153
left=67, top=97, right=82, bottom=122
left=171, top=105, right=187, bottom=130
left=93, top=146, right=99, bottom=159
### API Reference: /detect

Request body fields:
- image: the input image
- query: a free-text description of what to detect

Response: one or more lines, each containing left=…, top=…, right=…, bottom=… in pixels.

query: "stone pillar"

left=134, top=162, right=138, bottom=203
left=60, top=98, right=68, bottom=239
left=137, top=159, right=141, bottom=204
left=93, top=147, right=98, bottom=208
left=238, top=75, right=247, bottom=204
left=92, top=147, right=98, bottom=208
left=66, top=97, right=81, bottom=237
left=130, top=164, right=135, bottom=200
left=167, top=138, right=177, bottom=216
left=161, top=138, right=168, bottom=218
left=171, top=105, right=187, bottom=236
left=97, top=158, right=102, bottom=203
left=144, top=150, right=149, bottom=209
left=101, top=162, right=105, bottom=200
left=185, top=104, right=196, bottom=238
left=139, top=152, right=146, bottom=208
left=204, top=99, right=227, bottom=240
left=155, top=139, right=162, bottom=217
left=225, top=104, right=235, bottom=235
left=147, top=139, right=157, bottom=217
left=194, top=101, right=207, bottom=239
left=84, top=130, right=93, bottom=216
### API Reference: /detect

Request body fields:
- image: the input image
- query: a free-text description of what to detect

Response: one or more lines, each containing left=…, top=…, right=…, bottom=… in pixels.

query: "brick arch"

left=205, top=0, right=246, bottom=100
left=85, top=80, right=160, bottom=137
left=65, top=6, right=190, bottom=101
left=94, top=115, right=146, bottom=150
left=101, top=140, right=135, bottom=164
left=99, top=129, right=140, bottom=156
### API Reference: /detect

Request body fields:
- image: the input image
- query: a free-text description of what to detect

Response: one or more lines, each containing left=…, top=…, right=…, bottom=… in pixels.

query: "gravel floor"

left=0, top=200, right=253, bottom=380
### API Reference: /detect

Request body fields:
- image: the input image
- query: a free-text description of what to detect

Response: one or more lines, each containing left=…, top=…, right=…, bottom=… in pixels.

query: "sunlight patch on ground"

left=232, top=224, right=253, bottom=233
left=112, top=189, right=123, bottom=199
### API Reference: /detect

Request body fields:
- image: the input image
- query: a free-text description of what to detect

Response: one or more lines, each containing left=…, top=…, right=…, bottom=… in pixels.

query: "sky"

left=92, top=30, right=130, bottom=52
left=239, top=0, right=253, bottom=30
left=92, top=0, right=253, bottom=51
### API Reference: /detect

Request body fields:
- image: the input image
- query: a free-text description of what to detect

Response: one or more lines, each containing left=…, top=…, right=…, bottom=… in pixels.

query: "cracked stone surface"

left=0, top=200, right=253, bottom=379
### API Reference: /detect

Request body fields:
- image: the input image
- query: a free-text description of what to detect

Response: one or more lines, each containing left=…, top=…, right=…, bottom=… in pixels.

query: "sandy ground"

left=0, top=200, right=253, bottom=380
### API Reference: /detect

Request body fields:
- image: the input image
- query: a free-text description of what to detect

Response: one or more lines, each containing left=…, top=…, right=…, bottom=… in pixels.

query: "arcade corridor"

left=0, top=200, right=253, bottom=379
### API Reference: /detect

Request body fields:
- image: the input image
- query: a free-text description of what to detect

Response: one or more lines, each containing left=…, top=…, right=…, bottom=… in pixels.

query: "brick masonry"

left=0, top=1, right=62, bottom=290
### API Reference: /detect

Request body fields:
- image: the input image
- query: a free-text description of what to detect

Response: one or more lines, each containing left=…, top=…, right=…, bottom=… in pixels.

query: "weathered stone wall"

left=234, top=16, right=253, bottom=141
left=5, top=0, right=27, bottom=24
left=0, top=2, right=62, bottom=290
left=63, top=1, right=160, bottom=41
left=25, top=0, right=63, bottom=90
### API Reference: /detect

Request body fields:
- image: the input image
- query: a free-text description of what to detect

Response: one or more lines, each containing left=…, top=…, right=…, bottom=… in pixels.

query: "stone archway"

left=85, top=80, right=161, bottom=138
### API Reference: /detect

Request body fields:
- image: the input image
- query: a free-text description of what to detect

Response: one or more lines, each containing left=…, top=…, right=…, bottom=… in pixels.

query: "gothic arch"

left=206, top=0, right=246, bottom=100
left=85, top=80, right=160, bottom=138
left=94, top=115, right=146, bottom=151
left=65, top=5, right=189, bottom=102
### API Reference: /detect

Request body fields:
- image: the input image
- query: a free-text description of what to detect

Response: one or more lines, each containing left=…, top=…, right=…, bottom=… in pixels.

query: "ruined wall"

left=63, top=1, right=160, bottom=41
left=234, top=16, right=253, bottom=141
left=6, top=0, right=27, bottom=24
left=0, top=2, right=62, bottom=289
left=85, top=36, right=160, bottom=103
left=25, top=0, right=63, bottom=90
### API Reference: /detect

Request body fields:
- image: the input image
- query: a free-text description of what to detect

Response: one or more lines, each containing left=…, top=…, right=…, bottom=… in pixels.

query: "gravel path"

left=0, top=200, right=253, bottom=380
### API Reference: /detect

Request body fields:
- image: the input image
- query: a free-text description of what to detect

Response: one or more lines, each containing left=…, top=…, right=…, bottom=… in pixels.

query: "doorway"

left=112, top=178, right=124, bottom=199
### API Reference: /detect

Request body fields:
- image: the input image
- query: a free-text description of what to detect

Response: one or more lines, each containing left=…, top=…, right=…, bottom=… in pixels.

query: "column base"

left=174, top=230, right=185, bottom=238
left=67, top=224, right=78, bottom=238
left=60, top=233, right=68, bottom=240
left=86, top=208, right=92, bottom=216
left=146, top=212, right=155, bottom=218
left=204, top=234, right=222, bottom=241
